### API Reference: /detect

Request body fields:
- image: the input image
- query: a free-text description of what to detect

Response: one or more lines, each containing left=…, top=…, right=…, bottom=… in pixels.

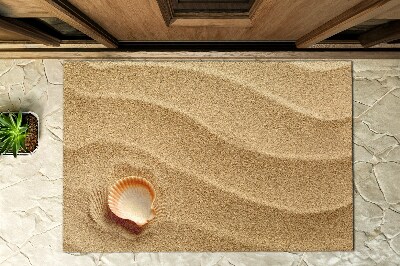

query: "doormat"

left=63, top=61, right=353, bottom=252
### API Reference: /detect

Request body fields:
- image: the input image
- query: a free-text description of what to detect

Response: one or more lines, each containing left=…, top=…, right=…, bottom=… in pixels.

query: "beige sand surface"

left=63, top=61, right=353, bottom=251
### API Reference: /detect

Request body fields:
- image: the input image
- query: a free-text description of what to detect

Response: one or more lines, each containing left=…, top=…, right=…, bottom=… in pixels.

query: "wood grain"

left=0, top=16, right=60, bottom=46
left=37, top=0, right=118, bottom=48
left=374, top=3, right=400, bottom=19
left=0, top=0, right=52, bottom=17
left=296, top=0, right=400, bottom=48
left=66, top=0, right=365, bottom=40
left=0, top=0, right=397, bottom=42
left=359, top=20, right=400, bottom=48
left=0, top=29, right=30, bottom=41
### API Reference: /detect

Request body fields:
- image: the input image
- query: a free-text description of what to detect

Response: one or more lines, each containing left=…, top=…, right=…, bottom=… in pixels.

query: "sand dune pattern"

left=63, top=61, right=353, bottom=252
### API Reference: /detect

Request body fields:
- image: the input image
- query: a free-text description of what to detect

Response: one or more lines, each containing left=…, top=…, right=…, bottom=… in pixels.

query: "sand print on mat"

left=63, top=61, right=353, bottom=252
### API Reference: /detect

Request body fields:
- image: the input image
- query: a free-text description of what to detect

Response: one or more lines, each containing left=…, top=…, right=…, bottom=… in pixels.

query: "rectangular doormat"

left=63, top=61, right=353, bottom=252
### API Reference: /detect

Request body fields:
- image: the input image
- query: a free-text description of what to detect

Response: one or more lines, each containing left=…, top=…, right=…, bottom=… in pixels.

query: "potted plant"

left=0, top=111, right=39, bottom=157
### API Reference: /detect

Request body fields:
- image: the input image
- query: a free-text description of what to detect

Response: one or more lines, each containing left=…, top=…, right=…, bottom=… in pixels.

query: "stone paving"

left=0, top=59, right=399, bottom=266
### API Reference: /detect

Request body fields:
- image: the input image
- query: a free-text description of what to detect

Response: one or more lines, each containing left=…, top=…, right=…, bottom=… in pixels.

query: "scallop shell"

left=108, top=176, right=156, bottom=226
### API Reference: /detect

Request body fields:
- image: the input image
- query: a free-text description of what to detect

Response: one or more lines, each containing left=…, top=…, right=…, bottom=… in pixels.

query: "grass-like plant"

left=0, top=112, right=28, bottom=158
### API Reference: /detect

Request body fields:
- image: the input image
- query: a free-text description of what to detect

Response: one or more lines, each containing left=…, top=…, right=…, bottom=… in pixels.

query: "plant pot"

left=0, top=111, right=39, bottom=156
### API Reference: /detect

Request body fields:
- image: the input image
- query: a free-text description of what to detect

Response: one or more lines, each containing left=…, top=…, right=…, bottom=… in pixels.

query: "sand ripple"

left=64, top=61, right=353, bottom=251
left=64, top=92, right=352, bottom=212
left=78, top=140, right=350, bottom=213
left=88, top=186, right=351, bottom=250
left=69, top=89, right=351, bottom=160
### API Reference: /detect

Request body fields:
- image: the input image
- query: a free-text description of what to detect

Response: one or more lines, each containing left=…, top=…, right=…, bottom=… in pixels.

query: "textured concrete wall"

left=0, top=59, right=399, bottom=265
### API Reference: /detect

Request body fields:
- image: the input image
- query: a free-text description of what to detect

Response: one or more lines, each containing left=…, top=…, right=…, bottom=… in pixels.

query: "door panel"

left=64, top=0, right=365, bottom=41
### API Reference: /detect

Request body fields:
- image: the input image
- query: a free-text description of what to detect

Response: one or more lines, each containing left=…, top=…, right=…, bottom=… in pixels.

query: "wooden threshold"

left=37, top=0, right=118, bottom=48
left=359, top=20, right=400, bottom=48
left=296, top=0, right=400, bottom=48
left=0, top=48, right=399, bottom=59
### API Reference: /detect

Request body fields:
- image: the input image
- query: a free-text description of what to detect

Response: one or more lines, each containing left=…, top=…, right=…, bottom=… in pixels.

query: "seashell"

left=108, top=176, right=156, bottom=226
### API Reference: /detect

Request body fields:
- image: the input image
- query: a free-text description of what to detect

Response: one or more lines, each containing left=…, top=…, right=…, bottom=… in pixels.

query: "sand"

left=63, top=61, right=353, bottom=252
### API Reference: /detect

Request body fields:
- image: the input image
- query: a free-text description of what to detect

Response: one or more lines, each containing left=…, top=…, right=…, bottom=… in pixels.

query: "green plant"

left=0, top=112, right=28, bottom=158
